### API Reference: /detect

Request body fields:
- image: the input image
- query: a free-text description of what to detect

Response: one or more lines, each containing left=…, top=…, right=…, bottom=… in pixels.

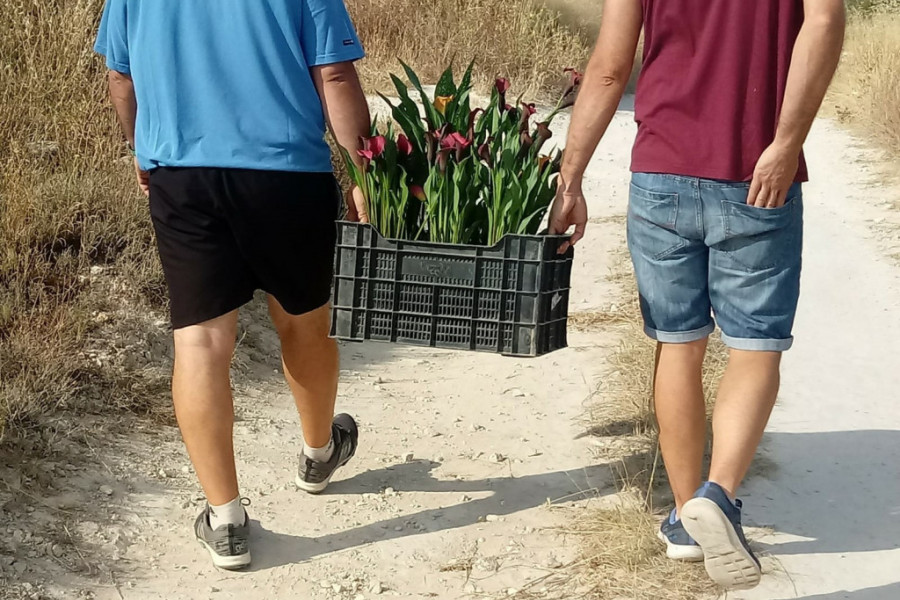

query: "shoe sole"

left=197, top=538, right=251, bottom=571
left=681, top=498, right=761, bottom=590
left=296, top=414, right=358, bottom=495
left=656, top=529, right=705, bottom=562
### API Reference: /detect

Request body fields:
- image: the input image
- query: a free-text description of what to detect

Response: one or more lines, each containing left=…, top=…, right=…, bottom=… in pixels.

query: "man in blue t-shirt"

left=95, top=0, right=370, bottom=570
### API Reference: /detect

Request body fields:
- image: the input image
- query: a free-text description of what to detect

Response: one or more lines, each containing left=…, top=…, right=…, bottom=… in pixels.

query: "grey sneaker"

left=682, top=482, right=761, bottom=590
left=296, top=413, right=359, bottom=494
left=194, top=503, right=251, bottom=570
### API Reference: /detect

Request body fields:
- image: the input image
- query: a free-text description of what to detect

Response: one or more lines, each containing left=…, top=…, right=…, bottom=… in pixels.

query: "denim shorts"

left=627, top=173, right=803, bottom=352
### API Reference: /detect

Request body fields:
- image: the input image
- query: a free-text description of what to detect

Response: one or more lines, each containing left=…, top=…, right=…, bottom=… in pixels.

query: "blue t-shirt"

left=94, top=0, right=365, bottom=172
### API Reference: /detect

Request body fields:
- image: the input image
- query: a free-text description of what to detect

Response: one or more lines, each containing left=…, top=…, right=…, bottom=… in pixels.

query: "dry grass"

left=574, top=502, right=719, bottom=600
left=829, top=11, right=900, bottom=162
left=0, top=0, right=591, bottom=440
left=571, top=244, right=727, bottom=599
left=348, top=0, right=591, bottom=99
left=0, top=0, right=168, bottom=440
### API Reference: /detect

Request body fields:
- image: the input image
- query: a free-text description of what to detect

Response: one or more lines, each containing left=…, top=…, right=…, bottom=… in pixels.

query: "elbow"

left=807, top=5, right=846, bottom=36
left=108, top=69, right=132, bottom=85
left=593, top=64, right=633, bottom=89
left=316, top=62, right=360, bottom=86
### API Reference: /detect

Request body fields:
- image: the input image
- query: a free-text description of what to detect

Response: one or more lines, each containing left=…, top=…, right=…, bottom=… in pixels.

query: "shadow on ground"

left=247, top=460, right=617, bottom=571
left=749, top=430, right=900, bottom=559
left=794, top=583, right=900, bottom=600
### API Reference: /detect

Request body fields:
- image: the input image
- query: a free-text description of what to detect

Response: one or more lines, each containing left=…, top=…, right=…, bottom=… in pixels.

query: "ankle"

left=208, top=496, right=246, bottom=529
left=303, top=436, right=334, bottom=462
left=705, top=479, right=738, bottom=503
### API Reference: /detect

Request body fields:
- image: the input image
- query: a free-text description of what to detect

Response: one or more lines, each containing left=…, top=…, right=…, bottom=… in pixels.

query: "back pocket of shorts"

left=720, top=193, right=800, bottom=272
left=628, top=183, right=684, bottom=260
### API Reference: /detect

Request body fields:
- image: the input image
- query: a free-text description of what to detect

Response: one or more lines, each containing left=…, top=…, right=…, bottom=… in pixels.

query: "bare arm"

left=549, top=0, right=643, bottom=249
left=108, top=70, right=149, bottom=196
left=749, top=0, right=845, bottom=208
left=312, top=61, right=371, bottom=222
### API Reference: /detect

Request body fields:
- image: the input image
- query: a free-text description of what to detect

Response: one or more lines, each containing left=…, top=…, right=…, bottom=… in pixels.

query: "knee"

left=660, top=339, right=708, bottom=364
left=174, top=323, right=236, bottom=366
left=272, top=307, right=331, bottom=346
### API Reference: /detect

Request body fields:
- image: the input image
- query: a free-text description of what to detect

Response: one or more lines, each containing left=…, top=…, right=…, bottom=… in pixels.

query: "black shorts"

left=148, top=167, right=342, bottom=329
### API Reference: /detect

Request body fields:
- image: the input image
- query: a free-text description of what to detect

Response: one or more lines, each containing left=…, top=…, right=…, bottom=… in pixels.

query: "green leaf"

left=435, top=64, right=456, bottom=98
left=400, top=60, right=443, bottom=131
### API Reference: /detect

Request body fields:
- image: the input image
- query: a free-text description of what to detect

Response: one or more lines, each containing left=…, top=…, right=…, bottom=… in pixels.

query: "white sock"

left=208, top=497, right=245, bottom=529
left=304, top=436, right=334, bottom=462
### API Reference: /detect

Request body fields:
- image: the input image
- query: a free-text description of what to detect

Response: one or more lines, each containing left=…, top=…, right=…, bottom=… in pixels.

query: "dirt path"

left=733, top=121, right=900, bottom=600
left=29, top=108, right=629, bottom=600
left=10, top=109, right=900, bottom=600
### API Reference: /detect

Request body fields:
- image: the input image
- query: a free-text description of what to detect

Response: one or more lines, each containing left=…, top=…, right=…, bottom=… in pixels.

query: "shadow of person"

left=744, top=430, right=900, bottom=558
left=785, top=582, right=900, bottom=600
left=247, top=458, right=622, bottom=571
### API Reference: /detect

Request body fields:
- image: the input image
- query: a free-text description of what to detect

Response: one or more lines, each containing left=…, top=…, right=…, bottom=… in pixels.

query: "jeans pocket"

left=720, top=195, right=801, bottom=272
left=628, top=182, right=685, bottom=261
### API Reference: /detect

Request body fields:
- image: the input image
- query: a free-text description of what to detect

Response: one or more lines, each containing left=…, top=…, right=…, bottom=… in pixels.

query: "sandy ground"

left=4, top=104, right=900, bottom=600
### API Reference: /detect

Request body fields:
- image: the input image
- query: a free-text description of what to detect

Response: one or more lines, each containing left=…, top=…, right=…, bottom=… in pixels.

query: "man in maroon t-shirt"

left=550, top=0, right=845, bottom=590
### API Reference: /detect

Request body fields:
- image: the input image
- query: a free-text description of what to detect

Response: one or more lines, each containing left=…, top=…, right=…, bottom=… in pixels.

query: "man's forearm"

left=109, top=70, right=137, bottom=147
left=559, top=0, right=643, bottom=185
left=314, top=64, right=370, bottom=171
left=774, top=3, right=845, bottom=154
left=560, top=67, right=630, bottom=184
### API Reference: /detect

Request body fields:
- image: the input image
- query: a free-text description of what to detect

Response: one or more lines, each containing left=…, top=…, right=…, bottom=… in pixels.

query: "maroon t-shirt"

left=632, top=0, right=808, bottom=182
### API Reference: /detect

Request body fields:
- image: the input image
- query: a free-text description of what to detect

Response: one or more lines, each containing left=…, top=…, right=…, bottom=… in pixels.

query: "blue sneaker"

left=681, top=482, right=762, bottom=590
left=658, top=509, right=704, bottom=562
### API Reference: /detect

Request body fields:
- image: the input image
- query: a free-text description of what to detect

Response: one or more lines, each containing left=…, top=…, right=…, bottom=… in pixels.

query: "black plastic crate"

left=330, top=222, right=574, bottom=357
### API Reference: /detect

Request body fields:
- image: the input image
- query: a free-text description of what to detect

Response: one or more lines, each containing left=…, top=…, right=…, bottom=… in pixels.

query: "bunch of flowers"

left=344, top=62, right=583, bottom=246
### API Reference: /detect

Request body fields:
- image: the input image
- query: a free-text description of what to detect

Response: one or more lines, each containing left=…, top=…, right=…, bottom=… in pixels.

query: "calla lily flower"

left=441, top=132, right=473, bottom=162
left=434, top=95, right=454, bottom=115
left=437, top=148, right=452, bottom=174
left=495, top=78, right=511, bottom=95
left=558, top=67, right=585, bottom=110
left=397, top=134, right=413, bottom=156
left=538, top=155, right=552, bottom=173
left=519, top=102, right=537, bottom=131
left=358, top=135, right=387, bottom=161
left=477, top=141, right=493, bottom=167
left=534, top=121, right=553, bottom=152
left=410, top=185, right=426, bottom=201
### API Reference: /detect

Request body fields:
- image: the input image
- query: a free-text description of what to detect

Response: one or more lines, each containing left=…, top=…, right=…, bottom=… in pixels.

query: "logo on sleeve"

left=342, top=39, right=355, bottom=46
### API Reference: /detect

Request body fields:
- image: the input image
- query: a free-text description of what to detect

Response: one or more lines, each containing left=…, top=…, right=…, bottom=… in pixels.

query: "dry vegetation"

left=829, top=8, right=900, bottom=161
left=564, top=234, right=728, bottom=599
left=0, top=0, right=591, bottom=443
left=347, top=0, right=591, bottom=98
left=0, top=0, right=169, bottom=442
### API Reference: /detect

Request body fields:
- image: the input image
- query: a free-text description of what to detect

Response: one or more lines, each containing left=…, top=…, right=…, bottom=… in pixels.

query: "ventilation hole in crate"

left=353, top=311, right=366, bottom=336
left=481, top=260, right=504, bottom=288
left=369, top=312, right=393, bottom=339
left=505, top=294, right=516, bottom=317
left=505, top=266, right=519, bottom=288
left=475, top=322, right=499, bottom=349
left=436, top=319, right=469, bottom=345
left=477, top=291, right=501, bottom=320
left=360, top=252, right=370, bottom=274
left=399, top=285, right=432, bottom=314
left=355, top=284, right=368, bottom=308
left=370, top=282, right=394, bottom=309
left=501, top=324, right=514, bottom=351
left=397, top=315, right=430, bottom=342
left=375, top=252, right=396, bottom=279
left=438, top=288, right=473, bottom=317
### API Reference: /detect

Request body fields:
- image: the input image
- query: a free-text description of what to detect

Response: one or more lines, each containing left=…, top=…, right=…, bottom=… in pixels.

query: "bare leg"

left=655, top=339, right=709, bottom=514
left=172, top=311, right=240, bottom=506
left=267, top=298, right=339, bottom=448
left=708, top=350, right=781, bottom=497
